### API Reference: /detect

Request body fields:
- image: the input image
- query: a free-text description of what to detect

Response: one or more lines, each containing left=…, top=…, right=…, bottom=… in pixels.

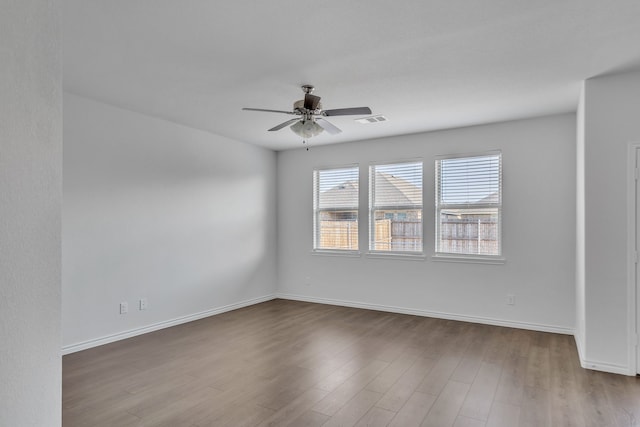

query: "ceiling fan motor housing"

left=293, top=99, right=322, bottom=113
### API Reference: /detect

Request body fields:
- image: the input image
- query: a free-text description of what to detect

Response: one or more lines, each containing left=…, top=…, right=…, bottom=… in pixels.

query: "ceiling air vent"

left=355, top=115, right=387, bottom=124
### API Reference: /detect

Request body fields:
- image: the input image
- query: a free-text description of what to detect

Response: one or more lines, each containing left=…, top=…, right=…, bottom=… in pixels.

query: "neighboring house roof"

left=476, top=191, right=500, bottom=204
left=318, top=180, right=359, bottom=210
left=319, top=172, right=421, bottom=210
left=373, top=172, right=422, bottom=207
left=440, top=191, right=500, bottom=217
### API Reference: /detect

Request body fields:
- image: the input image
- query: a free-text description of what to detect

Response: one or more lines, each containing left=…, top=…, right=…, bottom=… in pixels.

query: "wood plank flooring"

left=62, top=299, right=640, bottom=426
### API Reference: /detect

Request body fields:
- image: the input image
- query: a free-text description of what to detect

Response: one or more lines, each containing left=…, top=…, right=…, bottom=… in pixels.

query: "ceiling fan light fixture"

left=290, top=120, right=324, bottom=139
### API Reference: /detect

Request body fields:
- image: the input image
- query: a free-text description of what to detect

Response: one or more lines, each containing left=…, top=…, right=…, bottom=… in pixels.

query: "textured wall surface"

left=63, top=94, right=277, bottom=350
left=0, top=0, right=62, bottom=425
left=583, top=71, right=640, bottom=372
left=278, top=114, right=576, bottom=333
left=575, top=84, right=586, bottom=360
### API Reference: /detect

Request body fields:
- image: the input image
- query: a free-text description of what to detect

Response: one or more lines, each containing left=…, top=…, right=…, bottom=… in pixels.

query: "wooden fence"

left=439, top=219, right=498, bottom=255
left=319, top=219, right=497, bottom=254
left=372, top=219, right=422, bottom=251
left=318, top=220, right=358, bottom=250
left=319, top=219, right=423, bottom=251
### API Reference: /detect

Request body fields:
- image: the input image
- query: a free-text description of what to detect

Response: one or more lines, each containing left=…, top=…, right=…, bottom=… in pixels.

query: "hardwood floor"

left=62, top=299, right=640, bottom=427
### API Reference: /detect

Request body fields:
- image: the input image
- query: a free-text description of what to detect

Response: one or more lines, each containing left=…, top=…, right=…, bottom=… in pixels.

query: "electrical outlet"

left=139, top=298, right=147, bottom=310
left=507, top=294, right=516, bottom=306
left=120, top=301, right=128, bottom=314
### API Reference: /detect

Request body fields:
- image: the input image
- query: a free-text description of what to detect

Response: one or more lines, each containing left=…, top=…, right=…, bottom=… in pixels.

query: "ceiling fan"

left=242, top=85, right=372, bottom=140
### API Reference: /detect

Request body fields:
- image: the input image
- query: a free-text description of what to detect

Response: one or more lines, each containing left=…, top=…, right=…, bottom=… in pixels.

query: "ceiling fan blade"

left=323, top=107, right=372, bottom=116
left=243, top=107, right=296, bottom=115
left=268, top=118, right=299, bottom=131
left=304, top=94, right=321, bottom=110
left=316, top=118, right=342, bottom=135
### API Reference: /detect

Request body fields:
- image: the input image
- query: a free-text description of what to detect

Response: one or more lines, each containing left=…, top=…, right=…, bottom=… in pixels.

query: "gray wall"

left=62, top=93, right=277, bottom=351
left=0, top=0, right=62, bottom=425
left=575, top=83, right=586, bottom=361
left=277, top=114, right=576, bottom=332
left=581, top=70, right=640, bottom=373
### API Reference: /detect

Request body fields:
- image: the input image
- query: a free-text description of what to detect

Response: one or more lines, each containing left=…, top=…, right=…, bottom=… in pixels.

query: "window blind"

left=369, top=161, right=423, bottom=253
left=313, top=166, right=359, bottom=251
left=435, top=153, right=502, bottom=256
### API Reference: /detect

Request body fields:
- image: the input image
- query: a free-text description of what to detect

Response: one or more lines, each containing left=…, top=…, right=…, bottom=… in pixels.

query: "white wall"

left=62, top=93, right=277, bottom=351
left=575, top=83, right=586, bottom=358
left=278, top=114, right=576, bottom=332
left=582, top=70, right=640, bottom=373
left=0, top=0, right=62, bottom=425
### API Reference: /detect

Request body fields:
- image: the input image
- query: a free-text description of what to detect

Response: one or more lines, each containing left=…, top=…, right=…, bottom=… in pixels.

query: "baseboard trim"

left=276, top=293, right=574, bottom=335
left=63, top=292, right=634, bottom=376
left=578, top=357, right=631, bottom=376
left=574, top=330, right=586, bottom=365
left=62, top=294, right=277, bottom=355
left=574, top=329, right=633, bottom=376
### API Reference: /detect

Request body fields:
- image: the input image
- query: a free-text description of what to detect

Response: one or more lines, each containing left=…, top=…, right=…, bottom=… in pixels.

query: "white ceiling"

left=63, top=0, right=640, bottom=151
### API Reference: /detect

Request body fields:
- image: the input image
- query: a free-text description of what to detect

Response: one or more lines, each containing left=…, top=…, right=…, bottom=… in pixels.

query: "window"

left=435, top=152, right=502, bottom=257
left=369, top=161, right=423, bottom=253
left=313, top=166, right=359, bottom=251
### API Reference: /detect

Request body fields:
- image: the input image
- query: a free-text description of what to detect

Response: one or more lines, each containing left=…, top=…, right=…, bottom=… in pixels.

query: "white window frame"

left=368, top=159, right=424, bottom=258
left=433, top=151, right=505, bottom=264
left=312, top=164, right=361, bottom=255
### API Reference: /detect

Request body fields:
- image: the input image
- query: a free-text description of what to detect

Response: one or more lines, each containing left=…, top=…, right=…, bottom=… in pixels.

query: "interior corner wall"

left=62, top=93, right=277, bottom=351
left=0, top=1, right=62, bottom=425
left=575, top=82, right=586, bottom=359
left=582, top=70, right=640, bottom=373
left=277, top=114, right=576, bottom=332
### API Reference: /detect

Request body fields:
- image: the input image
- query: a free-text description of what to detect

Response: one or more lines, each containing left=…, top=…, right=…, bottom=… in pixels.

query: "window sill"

left=311, top=250, right=362, bottom=258
left=366, top=252, right=426, bottom=261
left=431, top=254, right=506, bottom=265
